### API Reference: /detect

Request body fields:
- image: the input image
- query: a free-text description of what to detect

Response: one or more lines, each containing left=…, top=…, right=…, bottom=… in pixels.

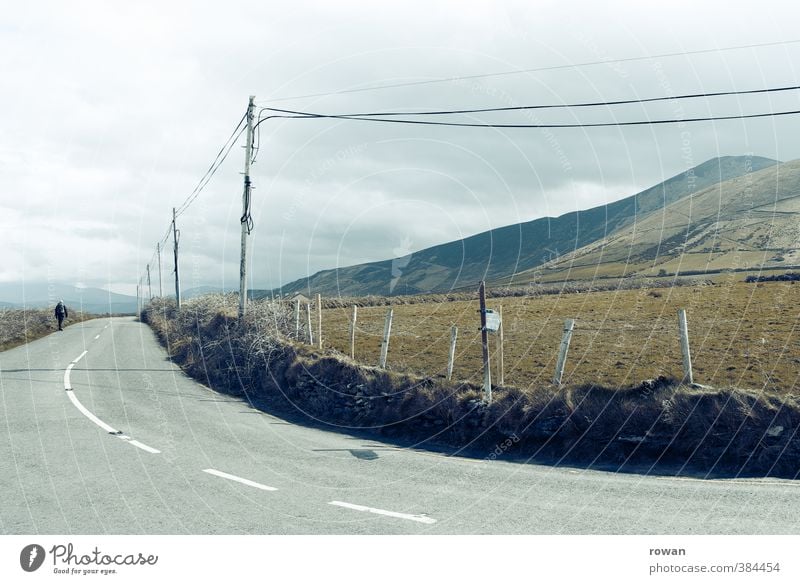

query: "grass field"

left=0, top=308, right=95, bottom=352
left=317, top=277, right=800, bottom=394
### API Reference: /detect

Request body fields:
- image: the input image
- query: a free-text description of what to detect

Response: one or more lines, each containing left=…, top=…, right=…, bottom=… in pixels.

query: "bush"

left=142, top=294, right=800, bottom=477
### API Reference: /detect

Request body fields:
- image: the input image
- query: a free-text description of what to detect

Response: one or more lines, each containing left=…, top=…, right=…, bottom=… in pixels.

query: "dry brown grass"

left=319, top=279, right=800, bottom=395
left=0, top=308, right=96, bottom=352
left=142, top=287, right=800, bottom=477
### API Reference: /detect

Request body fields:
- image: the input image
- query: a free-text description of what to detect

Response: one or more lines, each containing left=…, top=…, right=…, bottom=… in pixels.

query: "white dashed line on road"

left=94, top=334, right=100, bottom=340
left=63, top=349, right=160, bottom=454
left=329, top=501, right=436, bottom=524
left=203, top=469, right=278, bottom=491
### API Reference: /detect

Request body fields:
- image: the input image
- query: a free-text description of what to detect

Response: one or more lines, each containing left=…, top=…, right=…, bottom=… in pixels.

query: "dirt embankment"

left=142, top=294, right=800, bottom=478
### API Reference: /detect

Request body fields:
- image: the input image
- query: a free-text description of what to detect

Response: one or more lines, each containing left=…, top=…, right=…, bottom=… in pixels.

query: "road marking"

left=127, top=440, right=161, bottom=454
left=328, top=501, right=436, bottom=524
left=94, top=334, right=100, bottom=340
left=63, top=364, right=74, bottom=390
left=63, top=350, right=160, bottom=454
left=65, top=388, right=117, bottom=434
left=202, top=469, right=278, bottom=491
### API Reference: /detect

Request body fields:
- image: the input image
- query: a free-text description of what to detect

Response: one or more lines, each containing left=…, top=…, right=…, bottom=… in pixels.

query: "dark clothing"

left=55, top=302, right=68, bottom=330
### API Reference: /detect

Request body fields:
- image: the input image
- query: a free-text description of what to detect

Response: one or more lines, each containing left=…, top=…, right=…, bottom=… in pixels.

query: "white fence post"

left=350, top=305, right=358, bottom=359
left=379, top=308, right=393, bottom=369
left=553, top=318, right=575, bottom=386
left=306, top=303, right=313, bottom=345
left=316, top=293, right=322, bottom=350
left=678, top=308, right=694, bottom=384
left=447, top=325, right=458, bottom=381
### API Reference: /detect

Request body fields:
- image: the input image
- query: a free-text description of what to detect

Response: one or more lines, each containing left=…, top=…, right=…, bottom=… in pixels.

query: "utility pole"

left=238, top=95, right=256, bottom=319
left=146, top=263, right=152, bottom=301
left=478, top=280, right=492, bottom=403
left=156, top=242, right=163, bottom=297
left=136, top=280, right=141, bottom=319
left=172, top=207, right=181, bottom=310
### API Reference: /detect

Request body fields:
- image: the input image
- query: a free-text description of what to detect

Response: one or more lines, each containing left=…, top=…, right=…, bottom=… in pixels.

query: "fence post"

left=350, top=305, right=358, bottom=359
left=678, top=308, right=693, bottom=384
left=495, top=305, right=504, bottom=386
left=306, top=303, right=313, bottom=345
left=379, top=307, right=393, bottom=369
left=553, top=318, right=575, bottom=386
left=294, top=299, right=300, bottom=339
left=316, top=293, right=323, bottom=350
left=447, top=325, right=458, bottom=381
left=478, top=281, right=492, bottom=403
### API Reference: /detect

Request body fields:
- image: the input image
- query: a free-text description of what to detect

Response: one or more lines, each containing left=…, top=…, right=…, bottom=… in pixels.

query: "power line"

left=262, top=83, right=800, bottom=119
left=259, top=38, right=800, bottom=103
left=256, top=106, right=800, bottom=129
left=174, top=112, right=247, bottom=218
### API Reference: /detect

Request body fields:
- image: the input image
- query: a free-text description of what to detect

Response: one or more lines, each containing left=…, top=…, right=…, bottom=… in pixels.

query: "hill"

left=524, top=158, right=800, bottom=281
left=270, top=155, right=777, bottom=298
left=0, top=282, right=138, bottom=314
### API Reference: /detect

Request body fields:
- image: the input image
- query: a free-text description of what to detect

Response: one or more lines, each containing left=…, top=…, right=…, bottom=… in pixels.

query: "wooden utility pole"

left=495, top=305, right=504, bottom=386
left=678, top=308, right=694, bottom=384
left=379, top=308, right=393, bottom=369
left=478, top=281, right=492, bottom=402
left=146, top=263, right=152, bottom=301
left=447, top=324, right=458, bottom=381
left=316, top=293, right=322, bottom=349
left=172, top=207, right=181, bottom=311
left=553, top=319, right=575, bottom=386
left=156, top=242, right=163, bottom=297
left=349, top=305, right=358, bottom=359
left=238, top=95, right=256, bottom=319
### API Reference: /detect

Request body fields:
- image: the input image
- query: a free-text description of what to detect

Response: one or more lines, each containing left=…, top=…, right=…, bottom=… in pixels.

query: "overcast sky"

left=3, top=0, right=800, bottom=296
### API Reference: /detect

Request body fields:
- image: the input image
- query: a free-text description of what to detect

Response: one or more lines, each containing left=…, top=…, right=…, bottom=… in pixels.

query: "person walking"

left=54, top=300, right=68, bottom=331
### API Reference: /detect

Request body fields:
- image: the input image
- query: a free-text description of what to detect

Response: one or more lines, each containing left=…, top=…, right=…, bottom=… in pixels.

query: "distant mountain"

left=0, top=282, right=138, bottom=314
left=182, top=286, right=232, bottom=300
left=526, top=158, right=800, bottom=281
left=272, top=155, right=778, bottom=297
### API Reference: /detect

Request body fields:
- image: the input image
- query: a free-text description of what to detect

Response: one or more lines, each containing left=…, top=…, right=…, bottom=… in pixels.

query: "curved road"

left=1, top=317, right=798, bottom=534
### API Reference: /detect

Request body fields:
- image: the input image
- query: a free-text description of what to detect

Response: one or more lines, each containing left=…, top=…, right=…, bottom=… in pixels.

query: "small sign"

left=484, top=309, right=501, bottom=332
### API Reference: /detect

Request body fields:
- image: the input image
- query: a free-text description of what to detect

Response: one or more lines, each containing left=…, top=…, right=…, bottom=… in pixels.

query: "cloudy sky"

left=3, top=0, right=800, bottom=296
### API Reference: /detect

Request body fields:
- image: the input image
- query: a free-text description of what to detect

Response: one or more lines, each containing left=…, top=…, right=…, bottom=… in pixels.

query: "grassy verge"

left=0, top=308, right=97, bottom=352
left=143, top=294, right=800, bottom=478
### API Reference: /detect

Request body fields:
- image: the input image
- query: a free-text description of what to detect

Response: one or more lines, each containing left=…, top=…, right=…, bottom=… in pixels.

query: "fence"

left=285, top=281, right=709, bottom=403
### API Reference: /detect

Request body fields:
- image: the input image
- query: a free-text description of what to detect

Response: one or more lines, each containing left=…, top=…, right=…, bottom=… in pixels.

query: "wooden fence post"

left=294, top=299, right=300, bottom=339
left=478, top=281, right=492, bottom=403
left=349, top=305, right=358, bottom=359
left=495, top=305, right=504, bottom=386
left=306, top=303, right=313, bottom=345
left=553, top=318, right=575, bottom=386
left=678, top=308, right=693, bottom=384
left=316, top=293, right=322, bottom=350
left=447, top=325, right=458, bottom=381
left=379, top=307, right=393, bottom=369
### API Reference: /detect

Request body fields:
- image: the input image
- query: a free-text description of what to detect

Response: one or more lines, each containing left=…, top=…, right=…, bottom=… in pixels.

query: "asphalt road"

left=1, top=316, right=799, bottom=534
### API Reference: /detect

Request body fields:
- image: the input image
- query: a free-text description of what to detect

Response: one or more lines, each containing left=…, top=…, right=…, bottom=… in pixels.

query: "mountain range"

left=270, top=155, right=781, bottom=297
